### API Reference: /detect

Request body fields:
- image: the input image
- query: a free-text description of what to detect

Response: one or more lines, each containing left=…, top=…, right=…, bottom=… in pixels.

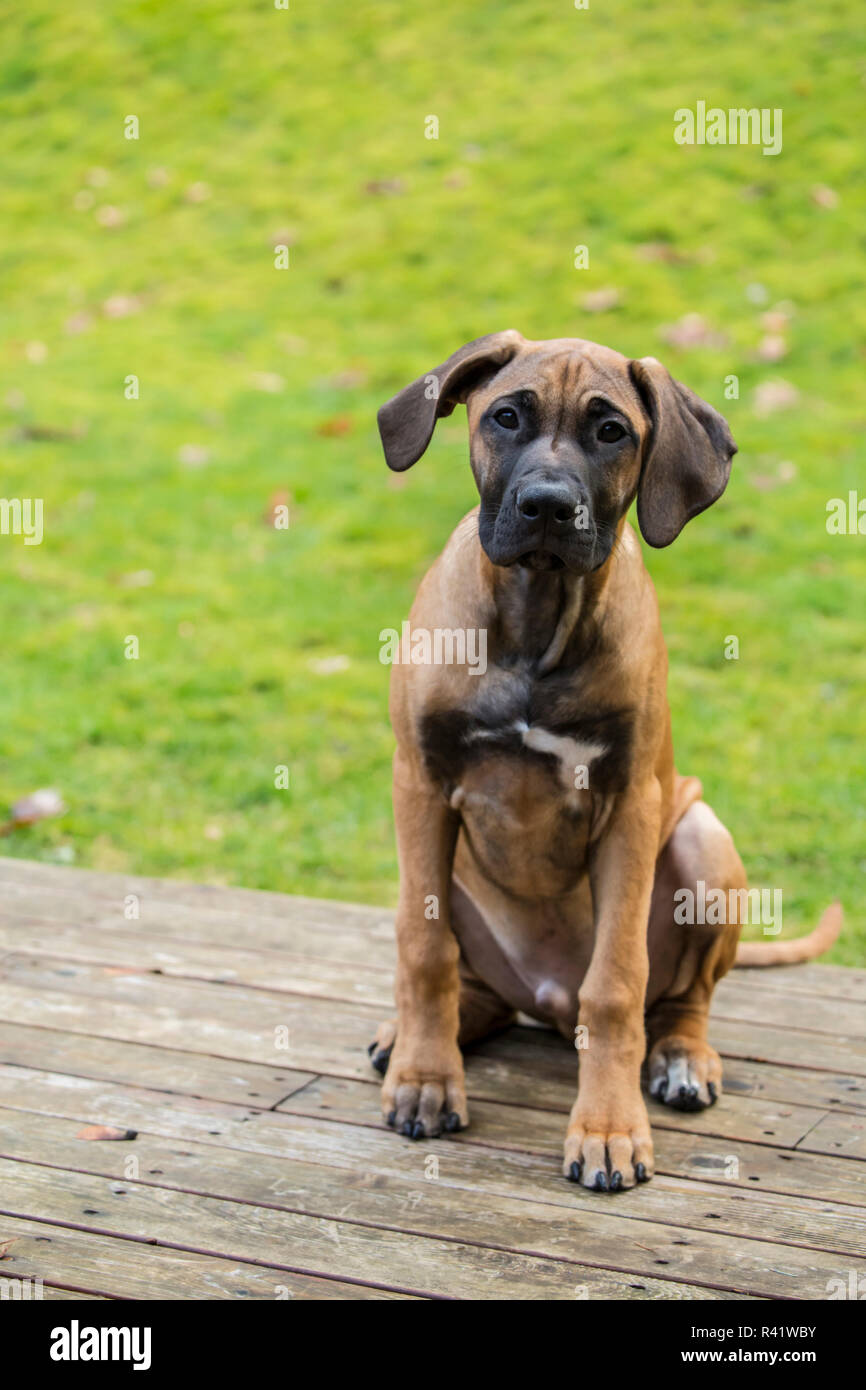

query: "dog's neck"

left=479, top=522, right=621, bottom=676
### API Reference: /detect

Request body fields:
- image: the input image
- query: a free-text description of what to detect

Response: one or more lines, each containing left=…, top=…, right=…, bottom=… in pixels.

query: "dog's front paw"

left=562, top=1094, right=654, bottom=1192
left=648, top=1036, right=721, bottom=1111
left=381, top=1042, right=468, bottom=1140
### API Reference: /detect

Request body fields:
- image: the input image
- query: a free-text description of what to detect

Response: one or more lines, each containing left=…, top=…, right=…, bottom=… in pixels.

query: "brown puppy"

left=370, top=331, right=841, bottom=1193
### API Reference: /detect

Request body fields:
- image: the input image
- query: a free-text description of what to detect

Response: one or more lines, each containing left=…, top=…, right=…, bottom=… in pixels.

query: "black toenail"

left=568, top=1160, right=582, bottom=1183
left=387, top=1109, right=396, bottom=1127
left=367, top=1040, right=376, bottom=1055
left=372, top=1053, right=389, bottom=1075
left=411, top=1120, right=424, bottom=1140
left=593, top=1172, right=608, bottom=1192
left=401, top=1120, right=413, bottom=1137
left=610, top=1170, right=623, bottom=1192
left=635, top=1162, right=648, bottom=1182
left=444, top=1111, right=461, bottom=1132
left=708, top=1082, right=718, bottom=1104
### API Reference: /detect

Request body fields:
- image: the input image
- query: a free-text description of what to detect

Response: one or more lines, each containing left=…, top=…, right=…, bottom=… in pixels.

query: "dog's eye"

left=597, top=421, right=626, bottom=443
left=493, top=407, right=520, bottom=430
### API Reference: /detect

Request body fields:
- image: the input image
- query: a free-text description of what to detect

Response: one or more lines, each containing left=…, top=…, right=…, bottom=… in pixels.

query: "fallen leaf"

left=363, top=177, right=405, bottom=196
left=249, top=371, right=285, bottom=394
left=659, top=313, right=727, bottom=350
left=581, top=287, right=621, bottom=313
left=634, top=242, right=691, bottom=265
left=96, top=205, right=126, bottom=228
left=811, top=184, right=838, bottom=209
left=326, top=368, right=368, bottom=390
left=279, top=334, right=308, bottom=355
left=756, top=334, right=788, bottom=362
left=316, top=415, right=353, bottom=437
left=263, top=489, right=291, bottom=527
left=76, top=1125, right=138, bottom=1141
left=102, top=294, right=141, bottom=319
left=753, top=379, right=799, bottom=416
left=64, top=311, right=93, bottom=335
left=745, top=282, right=769, bottom=305
left=760, top=308, right=791, bottom=333
left=16, top=423, right=87, bottom=442
left=178, top=443, right=211, bottom=467
left=309, top=655, right=350, bottom=675
left=5, top=788, right=66, bottom=830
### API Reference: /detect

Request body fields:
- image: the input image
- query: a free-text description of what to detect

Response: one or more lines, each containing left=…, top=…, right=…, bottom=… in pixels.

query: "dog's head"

left=378, top=331, right=736, bottom=572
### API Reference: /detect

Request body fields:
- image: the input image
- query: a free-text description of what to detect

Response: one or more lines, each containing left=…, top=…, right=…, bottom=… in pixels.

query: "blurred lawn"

left=0, top=0, right=863, bottom=961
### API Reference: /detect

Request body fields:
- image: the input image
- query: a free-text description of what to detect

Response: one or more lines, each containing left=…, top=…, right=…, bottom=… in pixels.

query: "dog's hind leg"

left=645, top=799, right=745, bottom=1111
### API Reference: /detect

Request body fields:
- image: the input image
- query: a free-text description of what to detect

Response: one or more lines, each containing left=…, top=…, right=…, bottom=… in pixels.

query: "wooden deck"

left=0, top=856, right=863, bottom=1301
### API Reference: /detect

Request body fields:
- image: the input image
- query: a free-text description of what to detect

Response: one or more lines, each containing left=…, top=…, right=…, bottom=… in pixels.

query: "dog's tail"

left=734, top=900, right=842, bottom=967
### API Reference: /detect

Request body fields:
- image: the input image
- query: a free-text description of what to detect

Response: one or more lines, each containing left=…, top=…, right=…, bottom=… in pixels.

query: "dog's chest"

left=419, top=666, right=632, bottom=897
left=419, top=665, right=632, bottom=807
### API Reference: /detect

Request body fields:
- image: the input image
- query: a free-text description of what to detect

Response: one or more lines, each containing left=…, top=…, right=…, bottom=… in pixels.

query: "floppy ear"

left=377, top=331, right=523, bottom=471
left=629, top=356, right=737, bottom=548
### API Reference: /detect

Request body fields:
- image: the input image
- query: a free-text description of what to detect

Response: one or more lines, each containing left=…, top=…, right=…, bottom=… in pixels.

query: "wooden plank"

left=4, top=956, right=865, bottom=1096
left=0, top=969, right=844, bottom=1147
left=2, top=1143, right=847, bottom=1302
left=282, top=1071, right=827, bottom=1149
left=708, top=1017, right=866, bottom=1077
left=0, top=1159, right=740, bottom=1301
left=10, top=910, right=866, bottom=1052
left=0, top=1214, right=414, bottom=1300
left=4, top=859, right=864, bottom=1027
left=714, top=975, right=866, bottom=1041
left=41, top=1288, right=109, bottom=1299
left=0, top=857, right=396, bottom=939
left=725, top=962, right=866, bottom=1004
left=3, top=1103, right=864, bottom=1276
left=0, top=921, right=394, bottom=1006
left=0, top=1023, right=312, bottom=1109
left=472, top=1030, right=866, bottom=1117
left=0, top=897, right=395, bottom=972
left=1, top=1063, right=864, bottom=1218
left=797, top=1111, right=866, bottom=1161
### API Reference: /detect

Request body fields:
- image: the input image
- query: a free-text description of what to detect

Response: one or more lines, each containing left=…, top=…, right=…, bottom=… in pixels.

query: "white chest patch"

left=463, top=719, right=607, bottom=797
left=520, top=724, right=607, bottom=796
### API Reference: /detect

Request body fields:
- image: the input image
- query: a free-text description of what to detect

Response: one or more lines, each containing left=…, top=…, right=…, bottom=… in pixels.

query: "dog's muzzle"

left=510, top=477, right=591, bottom=571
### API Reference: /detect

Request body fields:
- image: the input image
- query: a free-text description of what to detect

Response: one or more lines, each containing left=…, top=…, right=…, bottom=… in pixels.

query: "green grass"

left=1, top=0, right=863, bottom=962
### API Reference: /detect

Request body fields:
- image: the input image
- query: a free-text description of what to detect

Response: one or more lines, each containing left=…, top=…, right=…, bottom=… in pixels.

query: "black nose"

left=516, top=480, right=580, bottom=529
